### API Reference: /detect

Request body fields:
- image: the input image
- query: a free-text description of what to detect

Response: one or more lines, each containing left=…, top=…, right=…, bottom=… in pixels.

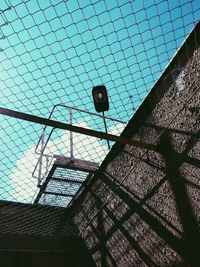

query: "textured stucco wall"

left=73, top=26, right=200, bottom=267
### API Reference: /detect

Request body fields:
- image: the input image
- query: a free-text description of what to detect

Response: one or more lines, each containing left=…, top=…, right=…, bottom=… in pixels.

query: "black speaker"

left=92, top=85, right=109, bottom=112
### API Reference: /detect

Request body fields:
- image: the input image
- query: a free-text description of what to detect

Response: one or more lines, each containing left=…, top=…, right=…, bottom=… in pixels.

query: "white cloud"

left=9, top=146, right=40, bottom=203
left=108, top=122, right=125, bottom=136
left=9, top=121, right=127, bottom=203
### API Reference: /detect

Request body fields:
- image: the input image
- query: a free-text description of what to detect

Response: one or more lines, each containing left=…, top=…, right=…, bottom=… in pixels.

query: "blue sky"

left=0, top=0, right=199, bottom=204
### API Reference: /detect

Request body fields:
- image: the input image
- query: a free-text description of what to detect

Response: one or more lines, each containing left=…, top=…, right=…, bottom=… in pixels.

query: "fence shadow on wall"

left=73, top=127, right=200, bottom=267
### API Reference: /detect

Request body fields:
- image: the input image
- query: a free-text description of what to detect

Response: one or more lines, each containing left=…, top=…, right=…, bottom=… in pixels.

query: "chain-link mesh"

left=0, top=0, right=199, bottom=264
left=72, top=37, right=200, bottom=266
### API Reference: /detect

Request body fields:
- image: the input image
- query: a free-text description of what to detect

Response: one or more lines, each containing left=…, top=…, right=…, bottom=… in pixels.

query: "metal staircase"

left=32, top=104, right=125, bottom=207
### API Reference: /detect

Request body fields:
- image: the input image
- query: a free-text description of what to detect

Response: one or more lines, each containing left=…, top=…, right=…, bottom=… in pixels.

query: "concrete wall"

left=73, top=23, right=200, bottom=267
left=0, top=200, right=96, bottom=267
left=0, top=200, right=73, bottom=250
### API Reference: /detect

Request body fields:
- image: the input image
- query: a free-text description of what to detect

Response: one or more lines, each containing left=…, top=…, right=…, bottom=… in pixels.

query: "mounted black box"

left=92, top=85, right=109, bottom=112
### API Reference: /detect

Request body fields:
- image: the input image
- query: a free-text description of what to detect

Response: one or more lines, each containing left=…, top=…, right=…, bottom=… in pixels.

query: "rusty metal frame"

left=0, top=107, right=157, bottom=151
left=32, top=104, right=127, bottom=183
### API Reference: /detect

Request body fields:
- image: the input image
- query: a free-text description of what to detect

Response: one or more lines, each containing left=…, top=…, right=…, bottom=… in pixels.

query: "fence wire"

left=0, top=0, right=199, bottom=262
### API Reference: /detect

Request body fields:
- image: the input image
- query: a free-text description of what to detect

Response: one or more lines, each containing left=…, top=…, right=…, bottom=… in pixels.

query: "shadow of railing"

left=158, top=133, right=200, bottom=266
left=72, top=126, right=200, bottom=266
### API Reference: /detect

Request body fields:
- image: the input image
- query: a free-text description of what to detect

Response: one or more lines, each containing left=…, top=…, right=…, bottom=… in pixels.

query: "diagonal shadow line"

left=179, top=128, right=200, bottom=156
left=174, top=152, right=200, bottom=168
left=123, top=149, right=166, bottom=172
left=104, top=171, right=182, bottom=236
left=90, top=195, right=112, bottom=267
left=123, top=150, right=200, bottom=193
left=89, top=190, right=156, bottom=267
left=124, top=121, right=200, bottom=171
left=90, top=174, right=187, bottom=260
left=97, top=209, right=109, bottom=267
left=97, top=210, right=117, bottom=267
left=70, top=124, right=200, bottom=265
left=159, top=134, right=200, bottom=234
left=144, top=123, right=197, bottom=137
left=80, top=205, right=118, bottom=267
left=184, top=178, right=200, bottom=191
left=124, top=148, right=200, bottom=170
left=159, top=133, right=200, bottom=267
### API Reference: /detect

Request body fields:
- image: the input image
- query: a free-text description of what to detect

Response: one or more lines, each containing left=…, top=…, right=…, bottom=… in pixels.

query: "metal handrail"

left=32, top=154, right=54, bottom=185
left=32, top=104, right=127, bottom=185
left=35, top=103, right=126, bottom=156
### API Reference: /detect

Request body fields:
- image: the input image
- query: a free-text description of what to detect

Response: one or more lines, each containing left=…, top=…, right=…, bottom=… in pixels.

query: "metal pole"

left=0, top=107, right=157, bottom=151
left=102, top=111, right=110, bottom=149
left=38, top=130, right=44, bottom=186
left=69, top=108, right=74, bottom=159
left=129, top=95, right=135, bottom=111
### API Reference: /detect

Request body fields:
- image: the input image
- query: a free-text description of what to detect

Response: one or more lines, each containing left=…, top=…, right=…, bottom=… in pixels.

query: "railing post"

left=38, top=130, right=45, bottom=186
left=69, top=108, right=74, bottom=159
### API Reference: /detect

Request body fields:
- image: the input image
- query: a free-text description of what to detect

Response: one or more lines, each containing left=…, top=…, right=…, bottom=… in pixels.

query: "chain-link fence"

left=72, top=22, right=200, bottom=266
left=0, top=0, right=199, bottom=265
